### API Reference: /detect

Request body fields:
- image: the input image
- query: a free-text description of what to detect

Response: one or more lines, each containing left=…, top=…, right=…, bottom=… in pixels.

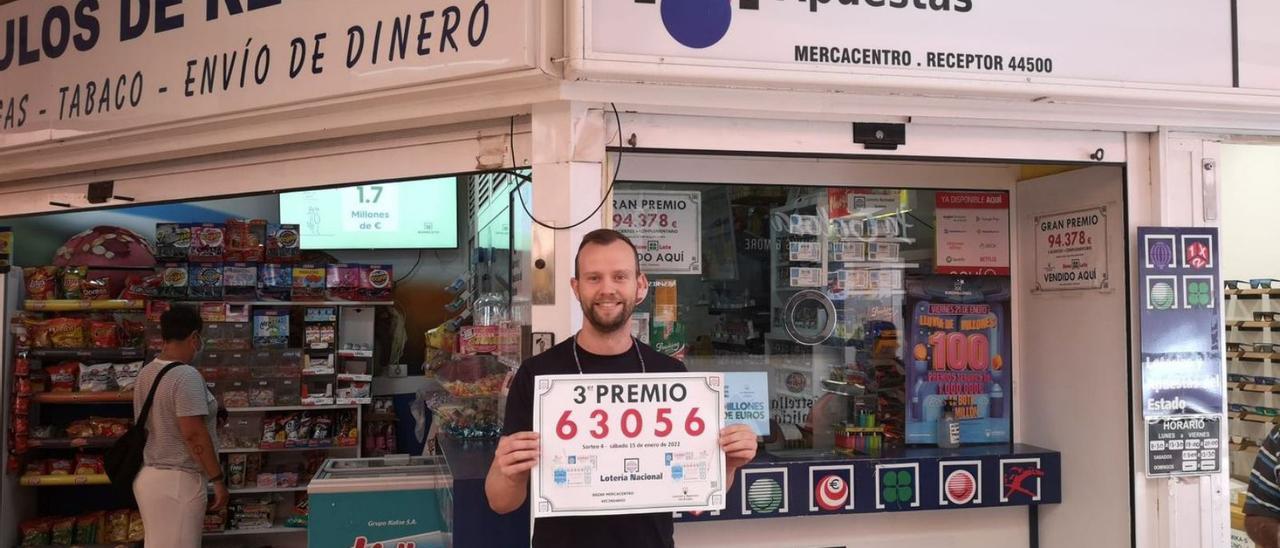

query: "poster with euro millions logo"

left=905, top=277, right=1013, bottom=445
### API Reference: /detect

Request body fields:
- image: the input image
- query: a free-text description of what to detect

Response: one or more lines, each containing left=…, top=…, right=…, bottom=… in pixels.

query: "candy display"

left=259, top=263, right=292, bottom=300
left=155, top=222, right=192, bottom=262
left=158, top=263, right=189, bottom=299
left=223, top=263, right=259, bottom=300
left=227, top=496, right=275, bottom=531
left=292, top=264, right=327, bottom=301
left=360, top=264, right=394, bottom=300
left=190, top=223, right=226, bottom=262
left=253, top=309, right=290, bottom=348
left=266, top=223, right=301, bottom=263
left=189, top=263, right=225, bottom=300
left=326, top=263, right=361, bottom=301
left=225, top=219, right=267, bottom=262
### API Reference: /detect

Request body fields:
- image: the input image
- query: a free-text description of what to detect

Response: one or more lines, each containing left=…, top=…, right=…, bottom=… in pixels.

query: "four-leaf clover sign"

left=883, top=470, right=914, bottom=504
left=1188, top=281, right=1211, bottom=308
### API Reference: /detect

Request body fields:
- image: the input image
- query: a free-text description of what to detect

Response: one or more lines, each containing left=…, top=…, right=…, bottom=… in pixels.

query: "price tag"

left=531, top=373, right=726, bottom=518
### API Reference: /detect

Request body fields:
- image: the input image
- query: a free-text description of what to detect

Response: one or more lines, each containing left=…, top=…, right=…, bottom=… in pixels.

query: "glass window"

left=616, top=182, right=1012, bottom=457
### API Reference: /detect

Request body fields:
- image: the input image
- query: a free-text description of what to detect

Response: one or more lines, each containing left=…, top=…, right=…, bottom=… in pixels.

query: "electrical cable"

left=508, top=103, right=625, bottom=231
left=395, top=249, right=425, bottom=283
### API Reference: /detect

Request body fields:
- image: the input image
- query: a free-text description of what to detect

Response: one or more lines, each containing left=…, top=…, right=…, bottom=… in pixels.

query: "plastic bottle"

left=937, top=400, right=960, bottom=449
left=990, top=384, right=1004, bottom=419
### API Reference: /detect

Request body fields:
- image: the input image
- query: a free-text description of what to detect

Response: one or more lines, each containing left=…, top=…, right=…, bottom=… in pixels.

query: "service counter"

left=437, top=435, right=1060, bottom=546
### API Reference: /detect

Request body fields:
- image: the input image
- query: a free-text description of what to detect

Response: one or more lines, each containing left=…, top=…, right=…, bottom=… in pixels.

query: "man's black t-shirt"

left=502, top=337, right=687, bottom=548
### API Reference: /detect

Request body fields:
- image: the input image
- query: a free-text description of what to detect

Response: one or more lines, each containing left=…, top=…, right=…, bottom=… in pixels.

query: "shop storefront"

left=4, top=0, right=1280, bottom=547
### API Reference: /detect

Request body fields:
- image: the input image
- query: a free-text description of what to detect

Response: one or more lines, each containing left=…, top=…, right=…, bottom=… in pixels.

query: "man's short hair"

left=160, top=306, right=204, bottom=342
left=575, top=228, right=640, bottom=277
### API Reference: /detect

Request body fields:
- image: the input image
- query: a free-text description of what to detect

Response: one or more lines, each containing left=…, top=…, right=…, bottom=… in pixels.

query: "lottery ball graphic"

left=913, top=343, right=928, bottom=361
left=660, top=0, right=733, bottom=49
left=945, top=470, right=977, bottom=505
left=816, top=475, right=849, bottom=511
left=992, top=354, right=1004, bottom=371
left=1149, top=241, right=1173, bottom=268
left=747, top=478, right=784, bottom=513
left=1150, top=282, right=1175, bottom=310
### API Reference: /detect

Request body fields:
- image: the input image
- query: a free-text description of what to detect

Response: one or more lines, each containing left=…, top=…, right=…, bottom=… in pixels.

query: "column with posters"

left=904, top=277, right=1012, bottom=445
left=935, top=192, right=1011, bottom=276
left=1138, top=227, right=1225, bottom=477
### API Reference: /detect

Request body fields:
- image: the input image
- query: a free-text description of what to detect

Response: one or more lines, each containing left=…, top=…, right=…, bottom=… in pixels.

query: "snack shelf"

left=33, top=392, right=133, bottom=404
left=27, top=348, right=146, bottom=361
left=229, top=485, right=309, bottom=495
left=19, top=474, right=111, bottom=486
left=221, top=445, right=358, bottom=454
left=27, top=437, right=119, bottom=449
left=225, top=404, right=359, bottom=413
left=23, top=299, right=147, bottom=311
left=204, top=525, right=306, bottom=537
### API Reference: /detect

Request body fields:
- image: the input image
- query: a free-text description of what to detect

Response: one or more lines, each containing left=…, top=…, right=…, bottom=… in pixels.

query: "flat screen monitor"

left=279, top=177, right=459, bottom=250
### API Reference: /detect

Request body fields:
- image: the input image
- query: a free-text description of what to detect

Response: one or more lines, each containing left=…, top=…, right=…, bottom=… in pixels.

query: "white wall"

left=1221, top=143, right=1280, bottom=281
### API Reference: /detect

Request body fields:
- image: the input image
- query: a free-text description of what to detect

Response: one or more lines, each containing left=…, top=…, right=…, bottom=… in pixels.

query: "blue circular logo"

left=660, top=0, right=733, bottom=49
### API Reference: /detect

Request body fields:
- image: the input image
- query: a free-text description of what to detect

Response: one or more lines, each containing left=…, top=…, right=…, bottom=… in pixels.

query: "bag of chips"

left=47, top=362, right=80, bottom=392
left=75, top=512, right=105, bottom=544
left=105, top=510, right=130, bottom=542
left=119, top=273, right=162, bottom=300
left=51, top=516, right=75, bottom=545
left=91, top=417, right=130, bottom=438
left=47, top=318, right=86, bottom=349
left=48, top=458, right=73, bottom=475
left=61, top=266, right=88, bottom=299
left=65, top=420, right=94, bottom=439
left=19, top=518, right=51, bottom=546
left=112, top=361, right=142, bottom=391
left=23, top=318, right=49, bottom=349
left=23, top=266, right=59, bottom=300
left=88, top=321, right=120, bottom=349
left=81, top=277, right=112, bottom=300
left=74, top=454, right=105, bottom=475
left=78, top=363, right=115, bottom=392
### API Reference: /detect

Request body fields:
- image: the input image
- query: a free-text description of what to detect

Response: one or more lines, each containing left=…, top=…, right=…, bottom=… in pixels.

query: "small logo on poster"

left=1181, top=235, right=1214, bottom=269
left=1183, top=276, right=1215, bottom=310
left=1144, top=235, right=1176, bottom=269
left=1000, top=459, right=1045, bottom=504
left=624, top=458, right=640, bottom=474
left=876, top=463, right=920, bottom=510
left=741, top=468, right=789, bottom=515
left=1146, top=276, right=1178, bottom=311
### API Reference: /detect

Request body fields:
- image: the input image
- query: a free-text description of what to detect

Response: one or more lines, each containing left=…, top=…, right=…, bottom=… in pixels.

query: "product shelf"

left=23, top=299, right=147, bottom=312
left=224, top=404, right=358, bottom=413
left=1227, top=288, right=1280, bottom=299
left=33, top=391, right=133, bottom=404
left=221, top=444, right=358, bottom=454
left=27, top=437, right=120, bottom=449
left=1229, top=321, right=1280, bottom=331
left=204, top=525, right=306, bottom=537
left=1232, top=410, right=1278, bottom=424
left=229, top=485, right=309, bottom=495
left=27, top=348, right=146, bottom=361
left=1230, top=383, right=1280, bottom=394
left=19, top=474, right=111, bottom=486
left=1229, top=351, right=1280, bottom=362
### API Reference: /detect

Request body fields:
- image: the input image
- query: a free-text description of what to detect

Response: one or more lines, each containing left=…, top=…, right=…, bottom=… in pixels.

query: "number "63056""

left=556, top=408, right=705, bottom=441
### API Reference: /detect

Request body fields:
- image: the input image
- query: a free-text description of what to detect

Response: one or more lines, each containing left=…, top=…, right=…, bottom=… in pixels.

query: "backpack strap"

left=136, top=361, right=185, bottom=426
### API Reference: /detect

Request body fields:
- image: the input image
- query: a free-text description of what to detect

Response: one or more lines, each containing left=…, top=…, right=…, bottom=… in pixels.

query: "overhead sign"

left=1033, top=206, right=1110, bottom=292
left=1145, top=415, right=1221, bottom=478
left=0, top=0, right=535, bottom=149
left=585, top=1, right=1231, bottom=90
left=1137, top=227, right=1224, bottom=418
left=612, top=190, right=702, bottom=274
left=531, top=372, right=726, bottom=518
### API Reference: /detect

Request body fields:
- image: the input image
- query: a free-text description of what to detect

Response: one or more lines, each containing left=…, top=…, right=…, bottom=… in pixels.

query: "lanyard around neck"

left=571, top=335, right=646, bottom=374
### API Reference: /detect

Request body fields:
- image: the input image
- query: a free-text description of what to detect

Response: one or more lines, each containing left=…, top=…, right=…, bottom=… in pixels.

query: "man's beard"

left=581, top=298, right=635, bottom=334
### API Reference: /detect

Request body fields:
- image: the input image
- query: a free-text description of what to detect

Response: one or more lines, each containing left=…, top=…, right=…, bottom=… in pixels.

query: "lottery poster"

left=904, top=276, right=1012, bottom=445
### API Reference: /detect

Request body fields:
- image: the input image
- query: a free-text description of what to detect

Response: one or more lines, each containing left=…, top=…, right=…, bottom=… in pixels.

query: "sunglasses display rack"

left=1225, top=279, right=1280, bottom=482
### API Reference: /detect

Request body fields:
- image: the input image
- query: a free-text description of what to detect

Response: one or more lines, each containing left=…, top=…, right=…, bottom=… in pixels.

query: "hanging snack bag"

left=47, top=318, right=86, bottom=349
left=227, top=454, right=248, bottom=488
left=24, top=266, right=59, bottom=300
left=61, top=266, right=88, bottom=299
left=158, top=264, right=190, bottom=299
left=292, top=264, right=327, bottom=301
left=266, top=223, right=301, bottom=263
left=225, top=219, right=267, bottom=262
left=189, top=224, right=226, bottom=262
left=326, top=264, right=361, bottom=301
left=78, top=363, right=116, bottom=392
left=20, top=518, right=52, bottom=546
left=156, top=223, right=193, bottom=262
left=188, top=264, right=225, bottom=300
left=50, top=517, right=75, bottom=545
left=119, top=273, right=162, bottom=300
left=48, top=362, right=79, bottom=392
left=258, top=264, right=293, bottom=301
left=360, top=264, right=394, bottom=301
left=223, top=263, right=259, bottom=300
left=105, top=510, right=130, bottom=543
left=120, top=318, right=146, bottom=348
left=75, top=512, right=105, bottom=544
left=127, top=511, right=144, bottom=542
left=112, top=361, right=142, bottom=391
left=88, top=321, right=120, bottom=349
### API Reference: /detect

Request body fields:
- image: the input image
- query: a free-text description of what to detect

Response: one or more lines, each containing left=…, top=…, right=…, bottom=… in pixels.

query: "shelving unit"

left=1226, top=285, right=1280, bottom=482
left=204, top=525, right=306, bottom=537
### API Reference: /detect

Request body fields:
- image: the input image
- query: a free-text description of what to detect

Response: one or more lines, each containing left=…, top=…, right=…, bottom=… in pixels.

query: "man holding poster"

left=485, top=229, right=758, bottom=547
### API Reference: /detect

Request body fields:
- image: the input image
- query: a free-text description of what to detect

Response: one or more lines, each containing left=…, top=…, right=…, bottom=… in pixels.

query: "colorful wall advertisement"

left=1138, top=227, right=1224, bottom=417
left=904, top=277, right=1012, bottom=445
left=612, top=190, right=702, bottom=274
left=935, top=192, right=1010, bottom=276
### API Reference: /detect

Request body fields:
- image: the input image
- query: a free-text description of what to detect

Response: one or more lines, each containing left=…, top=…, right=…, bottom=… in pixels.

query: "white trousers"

left=133, top=466, right=207, bottom=548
